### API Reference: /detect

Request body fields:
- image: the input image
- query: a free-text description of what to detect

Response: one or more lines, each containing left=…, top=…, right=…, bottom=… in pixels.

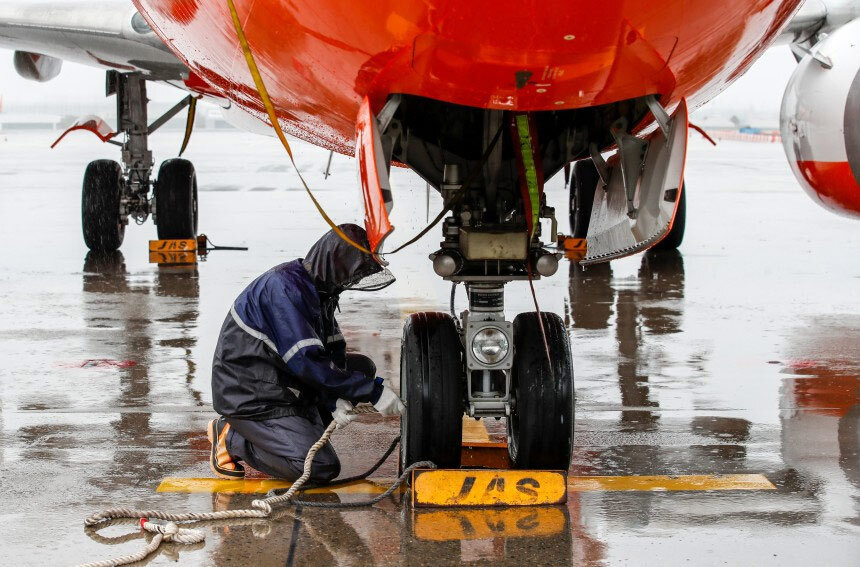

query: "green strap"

left=515, top=114, right=540, bottom=239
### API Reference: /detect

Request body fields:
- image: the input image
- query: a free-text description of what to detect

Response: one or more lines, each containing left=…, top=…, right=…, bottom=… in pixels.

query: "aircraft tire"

left=569, top=159, right=600, bottom=238
left=82, top=159, right=125, bottom=252
left=653, top=183, right=686, bottom=250
left=507, top=311, right=574, bottom=470
left=400, top=312, right=464, bottom=471
left=155, top=158, right=198, bottom=240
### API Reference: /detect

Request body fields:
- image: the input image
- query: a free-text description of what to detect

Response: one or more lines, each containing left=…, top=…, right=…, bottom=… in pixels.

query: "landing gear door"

left=581, top=98, right=688, bottom=265
left=355, top=97, right=394, bottom=262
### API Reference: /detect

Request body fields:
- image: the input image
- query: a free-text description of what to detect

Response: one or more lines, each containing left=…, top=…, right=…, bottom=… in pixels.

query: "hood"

left=302, top=224, right=392, bottom=297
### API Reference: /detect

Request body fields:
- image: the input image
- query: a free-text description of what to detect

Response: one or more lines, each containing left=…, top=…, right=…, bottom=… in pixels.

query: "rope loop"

left=251, top=499, right=272, bottom=515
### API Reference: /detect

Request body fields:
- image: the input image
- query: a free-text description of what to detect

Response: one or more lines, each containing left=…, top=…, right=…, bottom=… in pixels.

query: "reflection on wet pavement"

left=1, top=132, right=858, bottom=565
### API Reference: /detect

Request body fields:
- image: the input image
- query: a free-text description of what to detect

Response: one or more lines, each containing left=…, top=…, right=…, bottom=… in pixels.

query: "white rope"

left=77, top=521, right=205, bottom=567
left=76, top=420, right=338, bottom=567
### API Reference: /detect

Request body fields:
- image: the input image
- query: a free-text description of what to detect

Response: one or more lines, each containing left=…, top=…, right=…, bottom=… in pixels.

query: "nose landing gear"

left=400, top=281, right=574, bottom=471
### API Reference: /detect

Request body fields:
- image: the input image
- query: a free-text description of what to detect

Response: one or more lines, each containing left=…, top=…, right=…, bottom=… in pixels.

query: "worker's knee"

left=308, top=443, right=341, bottom=482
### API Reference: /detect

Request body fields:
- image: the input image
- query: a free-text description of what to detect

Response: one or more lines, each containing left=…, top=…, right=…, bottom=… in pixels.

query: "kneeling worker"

left=207, top=224, right=404, bottom=482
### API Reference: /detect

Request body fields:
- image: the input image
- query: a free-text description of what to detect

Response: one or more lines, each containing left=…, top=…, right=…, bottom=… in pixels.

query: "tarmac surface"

left=0, top=129, right=858, bottom=566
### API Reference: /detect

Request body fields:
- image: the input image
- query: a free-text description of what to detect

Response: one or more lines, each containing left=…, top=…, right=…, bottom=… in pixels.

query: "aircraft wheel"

left=82, top=159, right=125, bottom=252
left=569, top=159, right=600, bottom=238
left=400, top=312, right=464, bottom=470
left=654, top=183, right=686, bottom=250
left=155, top=158, right=198, bottom=239
left=507, top=312, right=574, bottom=470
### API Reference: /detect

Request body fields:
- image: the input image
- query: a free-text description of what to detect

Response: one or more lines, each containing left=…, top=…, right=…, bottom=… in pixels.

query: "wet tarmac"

left=0, top=130, right=858, bottom=565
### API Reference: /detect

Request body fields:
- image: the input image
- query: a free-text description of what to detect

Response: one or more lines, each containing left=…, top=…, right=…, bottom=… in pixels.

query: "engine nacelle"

left=780, top=18, right=860, bottom=219
left=13, top=51, right=62, bottom=83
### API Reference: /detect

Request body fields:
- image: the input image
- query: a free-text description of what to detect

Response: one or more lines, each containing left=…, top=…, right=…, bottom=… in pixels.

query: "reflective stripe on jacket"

left=211, top=260, right=374, bottom=420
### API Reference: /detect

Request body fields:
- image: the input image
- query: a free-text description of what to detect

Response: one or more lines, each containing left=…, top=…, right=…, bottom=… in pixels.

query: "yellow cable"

left=227, top=0, right=371, bottom=254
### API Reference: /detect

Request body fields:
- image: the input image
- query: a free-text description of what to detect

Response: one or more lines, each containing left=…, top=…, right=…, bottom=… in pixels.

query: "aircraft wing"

left=0, top=1, right=188, bottom=81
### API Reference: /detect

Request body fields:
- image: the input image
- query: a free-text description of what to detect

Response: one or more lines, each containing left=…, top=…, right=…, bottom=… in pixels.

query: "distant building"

left=0, top=112, right=62, bottom=131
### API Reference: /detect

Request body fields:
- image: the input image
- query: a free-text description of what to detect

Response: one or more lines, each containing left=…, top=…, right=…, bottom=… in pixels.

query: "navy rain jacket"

left=211, top=225, right=382, bottom=421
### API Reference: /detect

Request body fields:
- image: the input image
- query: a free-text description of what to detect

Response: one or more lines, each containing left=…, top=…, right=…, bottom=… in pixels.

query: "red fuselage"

left=134, top=0, right=801, bottom=154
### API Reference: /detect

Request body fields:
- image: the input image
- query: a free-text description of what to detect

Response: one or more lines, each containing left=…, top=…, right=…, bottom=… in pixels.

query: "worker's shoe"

left=207, top=417, right=245, bottom=480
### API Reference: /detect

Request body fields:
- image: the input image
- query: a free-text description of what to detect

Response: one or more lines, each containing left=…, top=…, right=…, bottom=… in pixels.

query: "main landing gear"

left=81, top=72, right=198, bottom=252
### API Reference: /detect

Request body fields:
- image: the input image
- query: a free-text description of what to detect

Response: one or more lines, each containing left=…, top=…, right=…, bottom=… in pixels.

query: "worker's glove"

left=331, top=398, right=357, bottom=429
left=373, top=385, right=406, bottom=416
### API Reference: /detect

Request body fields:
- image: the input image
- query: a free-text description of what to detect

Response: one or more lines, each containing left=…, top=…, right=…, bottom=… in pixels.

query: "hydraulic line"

left=526, top=261, right=554, bottom=374
left=383, top=123, right=504, bottom=255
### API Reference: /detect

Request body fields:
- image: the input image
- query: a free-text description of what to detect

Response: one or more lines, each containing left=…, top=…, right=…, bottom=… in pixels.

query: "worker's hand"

left=332, top=398, right=357, bottom=429
left=373, top=384, right=406, bottom=416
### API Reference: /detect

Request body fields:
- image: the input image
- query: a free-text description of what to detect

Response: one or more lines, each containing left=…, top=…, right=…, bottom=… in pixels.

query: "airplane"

left=1, top=0, right=858, bottom=474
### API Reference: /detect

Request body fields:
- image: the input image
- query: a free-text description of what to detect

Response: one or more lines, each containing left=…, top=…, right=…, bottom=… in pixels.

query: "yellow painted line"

left=461, top=417, right=491, bottom=443
left=412, top=469, right=567, bottom=507
left=568, top=474, right=775, bottom=491
left=157, top=478, right=389, bottom=495
left=158, top=473, right=775, bottom=494
left=413, top=507, right=565, bottom=541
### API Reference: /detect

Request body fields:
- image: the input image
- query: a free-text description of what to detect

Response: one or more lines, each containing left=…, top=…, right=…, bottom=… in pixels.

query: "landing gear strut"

left=80, top=72, right=198, bottom=251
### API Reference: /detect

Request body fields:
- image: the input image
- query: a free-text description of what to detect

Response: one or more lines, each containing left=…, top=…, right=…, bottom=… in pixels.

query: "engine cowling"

left=780, top=18, right=860, bottom=219
left=13, top=51, right=62, bottom=83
